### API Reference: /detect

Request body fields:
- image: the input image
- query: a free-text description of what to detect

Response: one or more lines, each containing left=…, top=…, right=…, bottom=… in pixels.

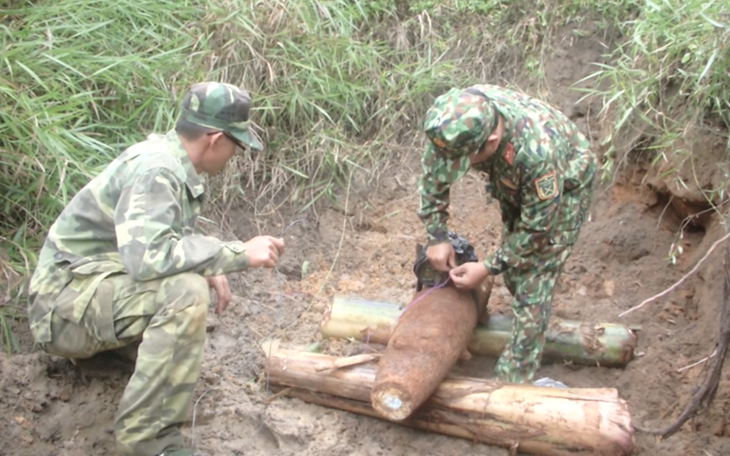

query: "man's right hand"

left=426, top=242, right=456, bottom=272
left=243, top=236, right=285, bottom=268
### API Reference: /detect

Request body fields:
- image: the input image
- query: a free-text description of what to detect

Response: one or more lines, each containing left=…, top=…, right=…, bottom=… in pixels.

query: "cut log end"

left=371, top=385, right=413, bottom=421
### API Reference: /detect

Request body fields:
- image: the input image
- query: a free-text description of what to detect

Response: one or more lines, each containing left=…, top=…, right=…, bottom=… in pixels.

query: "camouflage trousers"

left=493, top=179, right=594, bottom=384
left=41, top=272, right=209, bottom=456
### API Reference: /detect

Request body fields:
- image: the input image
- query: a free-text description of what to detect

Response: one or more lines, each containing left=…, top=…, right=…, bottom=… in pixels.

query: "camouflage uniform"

left=28, top=83, right=263, bottom=456
left=418, top=85, right=597, bottom=383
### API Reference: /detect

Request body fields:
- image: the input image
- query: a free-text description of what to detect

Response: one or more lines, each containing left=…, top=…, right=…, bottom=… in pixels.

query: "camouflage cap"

left=421, top=141, right=472, bottom=187
left=180, top=82, right=264, bottom=151
left=423, top=87, right=497, bottom=159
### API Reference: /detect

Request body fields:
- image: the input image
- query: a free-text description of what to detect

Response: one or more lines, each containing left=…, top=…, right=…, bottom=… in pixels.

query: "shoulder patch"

left=502, top=143, right=514, bottom=165
left=533, top=171, right=558, bottom=201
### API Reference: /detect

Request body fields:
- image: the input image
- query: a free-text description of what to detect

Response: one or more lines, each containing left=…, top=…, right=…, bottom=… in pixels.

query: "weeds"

left=1, top=0, right=219, bottom=350
left=1, top=0, right=596, bottom=288
left=4, top=0, right=724, bottom=351
left=582, top=0, right=730, bottom=194
left=1, top=0, right=214, bottom=270
left=0, top=247, right=22, bottom=354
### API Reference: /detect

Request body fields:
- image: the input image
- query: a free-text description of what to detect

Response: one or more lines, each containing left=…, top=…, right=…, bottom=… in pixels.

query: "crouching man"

left=28, top=82, right=282, bottom=456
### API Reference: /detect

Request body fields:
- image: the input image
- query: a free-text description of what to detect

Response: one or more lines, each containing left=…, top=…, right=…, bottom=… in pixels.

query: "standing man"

left=418, top=84, right=596, bottom=384
left=28, top=82, right=283, bottom=456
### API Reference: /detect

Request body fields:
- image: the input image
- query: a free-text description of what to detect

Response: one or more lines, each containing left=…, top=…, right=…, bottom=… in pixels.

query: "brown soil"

left=2, top=25, right=729, bottom=456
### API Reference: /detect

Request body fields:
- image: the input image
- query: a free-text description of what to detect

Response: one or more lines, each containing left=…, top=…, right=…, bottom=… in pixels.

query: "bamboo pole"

left=268, top=349, right=635, bottom=456
left=321, top=295, right=638, bottom=367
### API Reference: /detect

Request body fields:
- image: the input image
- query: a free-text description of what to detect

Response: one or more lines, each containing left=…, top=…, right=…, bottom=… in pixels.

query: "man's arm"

left=417, top=144, right=452, bottom=245
left=114, top=168, right=249, bottom=281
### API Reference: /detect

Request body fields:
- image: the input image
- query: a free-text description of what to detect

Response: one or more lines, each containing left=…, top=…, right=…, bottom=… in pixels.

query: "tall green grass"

left=2, top=0, right=597, bottom=283
left=1, top=0, right=223, bottom=352
left=0, top=0, right=474, bottom=350
left=583, top=0, right=730, bottom=187
left=1, top=0, right=217, bottom=269
left=7, top=0, right=718, bottom=354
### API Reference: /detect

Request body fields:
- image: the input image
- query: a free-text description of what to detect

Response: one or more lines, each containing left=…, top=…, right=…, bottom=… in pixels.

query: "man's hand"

left=243, top=236, right=285, bottom=268
left=207, top=275, right=231, bottom=314
left=449, top=262, right=490, bottom=289
left=426, top=242, right=456, bottom=272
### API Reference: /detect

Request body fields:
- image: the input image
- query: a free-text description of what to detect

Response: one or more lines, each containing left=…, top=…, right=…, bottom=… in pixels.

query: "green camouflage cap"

left=420, top=87, right=498, bottom=186
left=423, top=87, right=497, bottom=159
left=181, top=82, right=264, bottom=151
left=420, top=140, right=472, bottom=187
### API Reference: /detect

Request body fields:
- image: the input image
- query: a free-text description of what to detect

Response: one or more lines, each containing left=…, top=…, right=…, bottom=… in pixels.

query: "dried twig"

left=313, top=353, right=380, bottom=373
left=619, top=231, right=730, bottom=318
left=191, top=387, right=215, bottom=452
left=634, top=235, right=730, bottom=439
left=676, top=349, right=717, bottom=373
left=265, top=387, right=292, bottom=404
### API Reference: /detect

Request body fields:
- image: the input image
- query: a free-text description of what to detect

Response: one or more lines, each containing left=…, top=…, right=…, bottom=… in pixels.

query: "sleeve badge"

left=533, top=171, right=558, bottom=201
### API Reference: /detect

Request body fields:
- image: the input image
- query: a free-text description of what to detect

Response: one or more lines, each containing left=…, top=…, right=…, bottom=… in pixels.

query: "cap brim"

left=182, top=110, right=264, bottom=151
left=230, top=128, right=264, bottom=152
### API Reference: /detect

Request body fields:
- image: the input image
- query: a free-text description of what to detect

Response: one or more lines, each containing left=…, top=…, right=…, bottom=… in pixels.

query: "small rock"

left=277, top=258, right=302, bottom=280
left=533, top=377, right=569, bottom=388
left=19, top=433, right=34, bottom=445
left=583, top=273, right=597, bottom=286
left=603, top=279, right=615, bottom=297
left=206, top=315, right=218, bottom=333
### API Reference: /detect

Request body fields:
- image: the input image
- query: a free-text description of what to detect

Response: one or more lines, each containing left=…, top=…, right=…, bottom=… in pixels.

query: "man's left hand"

left=449, top=262, right=490, bottom=289
left=207, top=275, right=232, bottom=314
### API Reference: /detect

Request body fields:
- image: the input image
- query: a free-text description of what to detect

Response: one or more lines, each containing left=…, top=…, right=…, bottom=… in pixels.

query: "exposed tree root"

left=634, top=234, right=730, bottom=439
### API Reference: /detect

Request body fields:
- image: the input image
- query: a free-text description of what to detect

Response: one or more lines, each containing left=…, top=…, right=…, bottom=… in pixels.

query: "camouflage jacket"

left=28, top=130, right=249, bottom=343
left=418, top=84, right=596, bottom=275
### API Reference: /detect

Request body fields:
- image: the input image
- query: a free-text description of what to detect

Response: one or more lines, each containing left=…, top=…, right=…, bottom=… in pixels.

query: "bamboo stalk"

left=321, top=295, right=638, bottom=367
left=268, top=349, right=635, bottom=456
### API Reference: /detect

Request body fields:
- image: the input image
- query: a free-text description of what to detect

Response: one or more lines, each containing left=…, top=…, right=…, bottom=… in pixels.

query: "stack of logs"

left=267, top=277, right=637, bottom=456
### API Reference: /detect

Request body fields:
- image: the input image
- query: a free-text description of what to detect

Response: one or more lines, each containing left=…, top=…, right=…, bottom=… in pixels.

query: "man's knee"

left=158, top=273, right=210, bottom=312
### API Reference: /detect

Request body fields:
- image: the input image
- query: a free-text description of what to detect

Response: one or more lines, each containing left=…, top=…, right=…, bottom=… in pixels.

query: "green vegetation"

left=0, top=0, right=607, bottom=283
left=585, top=0, right=730, bottom=189
left=1, top=0, right=213, bottom=274
left=1, top=0, right=728, bottom=352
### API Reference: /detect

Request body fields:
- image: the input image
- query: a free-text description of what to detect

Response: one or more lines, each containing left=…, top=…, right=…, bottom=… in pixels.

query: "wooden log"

left=321, top=295, right=639, bottom=367
left=371, top=280, right=491, bottom=420
left=268, top=349, right=635, bottom=456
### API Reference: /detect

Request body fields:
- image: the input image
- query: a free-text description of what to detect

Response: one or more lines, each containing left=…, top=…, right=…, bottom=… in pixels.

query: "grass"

left=1, top=0, right=218, bottom=351
left=581, top=0, right=730, bottom=192
left=1, top=0, right=728, bottom=353
left=1, top=0, right=215, bottom=270
left=0, top=0, right=590, bottom=261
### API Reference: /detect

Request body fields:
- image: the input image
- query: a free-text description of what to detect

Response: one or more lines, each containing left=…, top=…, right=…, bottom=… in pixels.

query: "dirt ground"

left=2, top=25, right=730, bottom=456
